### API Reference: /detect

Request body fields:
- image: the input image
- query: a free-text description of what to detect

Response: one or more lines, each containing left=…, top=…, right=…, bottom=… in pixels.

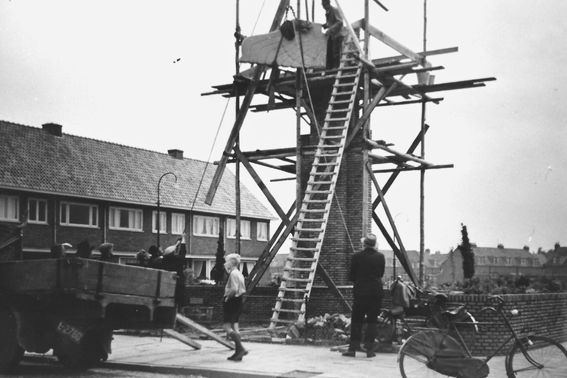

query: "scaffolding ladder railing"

left=269, top=35, right=362, bottom=330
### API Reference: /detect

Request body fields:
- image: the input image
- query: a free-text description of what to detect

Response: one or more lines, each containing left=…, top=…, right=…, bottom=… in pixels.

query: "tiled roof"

left=0, top=121, right=273, bottom=220
left=467, top=246, right=533, bottom=259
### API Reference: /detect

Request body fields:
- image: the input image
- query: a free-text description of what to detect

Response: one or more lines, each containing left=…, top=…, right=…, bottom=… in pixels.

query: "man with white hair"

left=222, top=253, right=247, bottom=361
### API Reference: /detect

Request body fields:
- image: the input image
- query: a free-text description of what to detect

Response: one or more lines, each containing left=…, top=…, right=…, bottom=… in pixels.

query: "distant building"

left=382, top=249, right=449, bottom=286
left=436, top=244, right=544, bottom=284
left=543, top=243, right=567, bottom=282
left=0, top=121, right=273, bottom=279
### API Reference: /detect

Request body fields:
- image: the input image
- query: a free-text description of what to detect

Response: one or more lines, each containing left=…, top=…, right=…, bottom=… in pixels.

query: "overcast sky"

left=1, top=0, right=565, bottom=254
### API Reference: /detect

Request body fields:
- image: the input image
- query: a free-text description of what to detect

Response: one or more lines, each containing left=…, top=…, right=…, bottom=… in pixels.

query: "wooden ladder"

left=269, top=35, right=362, bottom=330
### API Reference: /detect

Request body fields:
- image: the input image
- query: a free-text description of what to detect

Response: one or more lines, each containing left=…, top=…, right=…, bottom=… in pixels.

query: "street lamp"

left=156, top=172, right=177, bottom=248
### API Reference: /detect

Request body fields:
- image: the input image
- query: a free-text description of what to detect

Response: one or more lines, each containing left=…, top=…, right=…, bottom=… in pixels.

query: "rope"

left=249, top=0, right=267, bottom=36
left=190, top=97, right=232, bottom=212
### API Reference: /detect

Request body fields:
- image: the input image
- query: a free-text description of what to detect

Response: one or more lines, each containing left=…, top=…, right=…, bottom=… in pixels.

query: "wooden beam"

left=163, top=329, right=201, bottom=350
left=373, top=214, right=418, bottom=285
left=365, top=138, right=433, bottom=167
left=175, top=313, right=234, bottom=350
left=367, top=163, right=418, bottom=285
left=246, top=207, right=300, bottom=296
left=235, top=146, right=289, bottom=223
left=316, top=264, right=352, bottom=312
left=205, top=0, right=290, bottom=205
left=364, top=22, right=427, bottom=66
left=345, top=83, right=397, bottom=149
left=373, top=164, right=453, bottom=173
left=372, top=126, right=429, bottom=210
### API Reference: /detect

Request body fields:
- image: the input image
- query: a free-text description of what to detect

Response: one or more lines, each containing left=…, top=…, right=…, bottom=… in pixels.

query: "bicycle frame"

left=446, top=301, right=544, bottom=369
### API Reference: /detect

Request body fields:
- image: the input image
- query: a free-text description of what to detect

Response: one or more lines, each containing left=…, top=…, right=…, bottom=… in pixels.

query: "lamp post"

left=156, top=172, right=177, bottom=248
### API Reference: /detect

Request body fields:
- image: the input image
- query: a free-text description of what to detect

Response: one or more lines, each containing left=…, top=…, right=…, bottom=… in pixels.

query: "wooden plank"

left=246, top=207, right=300, bottom=296
left=364, top=22, right=427, bottom=66
left=163, top=328, right=201, bottom=350
left=315, top=264, right=351, bottom=312
left=345, top=83, right=397, bottom=149
left=373, top=164, right=454, bottom=173
left=235, top=147, right=289, bottom=223
left=175, top=313, right=234, bottom=350
left=365, top=138, right=433, bottom=167
left=204, top=0, right=291, bottom=205
left=367, top=163, right=418, bottom=285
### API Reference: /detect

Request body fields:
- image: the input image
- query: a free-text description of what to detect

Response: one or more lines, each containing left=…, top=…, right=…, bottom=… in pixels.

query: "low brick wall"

left=184, top=286, right=567, bottom=355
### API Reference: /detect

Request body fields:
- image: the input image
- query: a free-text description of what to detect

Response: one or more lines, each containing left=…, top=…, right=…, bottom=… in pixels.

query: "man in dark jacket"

left=343, top=233, right=385, bottom=357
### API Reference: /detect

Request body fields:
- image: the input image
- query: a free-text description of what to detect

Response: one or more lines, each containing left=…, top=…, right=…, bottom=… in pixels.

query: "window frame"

left=27, top=198, right=48, bottom=224
left=108, top=206, right=143, bottom=232
left=171, top=212, right=186, bottom=235
left=226, top=218, right=251, bottom=240
left=192, top=215, right=219, bottom=238
left=60, top=201, right=98, bottom=228
left=256, top=221, right=268, bottom=241
left=152, top=211, right=168, bottom=234
left=0, top=194, right=19, bottom=222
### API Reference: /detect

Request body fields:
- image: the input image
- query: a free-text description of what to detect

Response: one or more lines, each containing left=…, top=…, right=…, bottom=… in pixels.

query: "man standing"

left=321, top=0, right=344, bottom=69
left=343, top=233, right=385, bottom=357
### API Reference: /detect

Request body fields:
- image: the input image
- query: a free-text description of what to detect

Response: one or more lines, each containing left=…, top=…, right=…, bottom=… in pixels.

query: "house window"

left=477, top=256, right=485, bottom=265
left=520, top=258, right=528, bottom=266
left=28, top=198, right=47, bottom=224
left=533, top=259, right=540, bottom=266
left=257, top=221, right=268, bottom=241
left=0, top=195, right=19, bottom=222
left=171, top=213, right=185, bottom=235
left=152, top=211, right=167, bottom=233
left=226, top=219, right=250, bottom=239
left=193, top=215, right=219, bottom=237
left=109, top=207, right=142, bottom=231
left=60, top=202, right=98, bottom=227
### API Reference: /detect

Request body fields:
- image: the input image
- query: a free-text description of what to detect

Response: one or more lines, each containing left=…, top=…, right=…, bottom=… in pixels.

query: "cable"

left=190, top=97, right=232, bottom=212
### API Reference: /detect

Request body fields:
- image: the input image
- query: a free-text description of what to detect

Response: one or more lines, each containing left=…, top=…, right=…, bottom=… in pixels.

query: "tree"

left=210, top=222, right=226, bottom=284
left=459, top=223, right=475, bottom=280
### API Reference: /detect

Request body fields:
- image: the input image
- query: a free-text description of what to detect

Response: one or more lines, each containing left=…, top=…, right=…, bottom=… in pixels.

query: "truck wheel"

left=54, top=328, right=111, bottom=370
left=0, top=307, right=24, bottom=372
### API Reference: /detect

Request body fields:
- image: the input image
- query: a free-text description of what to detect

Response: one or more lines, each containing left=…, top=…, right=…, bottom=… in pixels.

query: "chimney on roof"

left=42, top=123, right=62, bottom=137
left=497, top=243, right=504, bottom=249
left=523, top=245, right=530, bottom=251
left=168, top=149, right=184, bottom=159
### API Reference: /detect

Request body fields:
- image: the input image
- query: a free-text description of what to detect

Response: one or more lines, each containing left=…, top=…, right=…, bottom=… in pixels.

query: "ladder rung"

left=284, top=267, right=315, bottom=272
left=282, top=277, right=312, bottom=283
left=294, top=227, right=323, bottom=232
left=312, top=171, right=337, bottom=175
left=314, top=153, right=340, bottom=158
left=307, top=180, right=333, bottom=184
left=331, top=90, right=356, bottom=97
left=270, top=318, right=298, bottom=325
left=320, top=135, right=343, bottom=139
left=300, top=209, right=328, bottom=213
left=290, top=237, right=321, bottom=242
left=304, top=199, right=331, bottom=203
left=305, top=189, right=333, bottom=194
left=324, top=126, right=347, bottom=130
left=279, top=287, right=309, bottom=293
left=273, top=308, right=304, bottom=314
left=329, top=99, right=353, bottom=105
left=278, top=297, right=306, bottom=303
left=318, top=144, right=343, bottom=149
left=334, top=82, right=356, bottom=87
left=287, top=257, right=317, bottom=262
left=325, top=116, right=349, bottom=122
left=313, top=162, right=339, bottom=166
left=290, top=246, right=318, bottom=252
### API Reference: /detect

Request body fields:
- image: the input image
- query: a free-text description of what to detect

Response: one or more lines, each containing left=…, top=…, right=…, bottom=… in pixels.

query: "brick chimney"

left=168, top=149, right=184, bottom=159
left=42, top=123, right=62, bottom=137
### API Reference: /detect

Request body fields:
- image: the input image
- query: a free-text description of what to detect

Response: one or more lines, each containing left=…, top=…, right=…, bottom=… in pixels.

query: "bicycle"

left=397, top=295, right=567, bottom=378
left=376, top=290, right=450, bottom=345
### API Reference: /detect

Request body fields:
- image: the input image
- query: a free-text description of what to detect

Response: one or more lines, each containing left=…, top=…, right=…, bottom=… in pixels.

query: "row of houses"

left=0, top=121, right=274, bottom=280
left=381, top=244, right=564, bottom=286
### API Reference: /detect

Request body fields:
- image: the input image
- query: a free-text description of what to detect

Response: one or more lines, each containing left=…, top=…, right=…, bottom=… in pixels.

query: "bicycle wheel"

left=398, top=330, right=465, bottom=378
left=506, top=335, right=567, bottom=377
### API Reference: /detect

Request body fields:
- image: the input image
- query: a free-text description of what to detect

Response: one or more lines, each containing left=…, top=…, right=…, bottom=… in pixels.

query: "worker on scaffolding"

left=322, top=0, right=344, bottom=69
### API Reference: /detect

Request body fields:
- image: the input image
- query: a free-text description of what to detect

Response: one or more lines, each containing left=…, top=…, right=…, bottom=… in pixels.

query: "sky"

left=1, top=0, right=565, bottom=254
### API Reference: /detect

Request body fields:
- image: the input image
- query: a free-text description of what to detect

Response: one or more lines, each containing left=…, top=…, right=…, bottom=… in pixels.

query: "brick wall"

left=185, top=286, right=567, bottom=356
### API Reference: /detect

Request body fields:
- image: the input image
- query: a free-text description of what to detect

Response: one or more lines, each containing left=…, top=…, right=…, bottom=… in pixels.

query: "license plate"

left=57, top=321, right=84, bottom=344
